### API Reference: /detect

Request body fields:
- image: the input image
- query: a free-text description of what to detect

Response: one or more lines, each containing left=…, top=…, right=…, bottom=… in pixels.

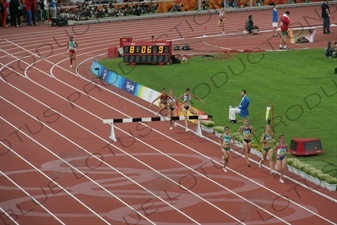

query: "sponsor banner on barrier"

left=90, top=60, right=207, bottom=123
left=104, top=70, right=120, bottom=86
left=91, top=60, right=101, bottom=77
left=122, top=79, right=138, bottom=95
left=101, top=68, right=109, bottom=80
left=140, top=86, right=161, bottom=105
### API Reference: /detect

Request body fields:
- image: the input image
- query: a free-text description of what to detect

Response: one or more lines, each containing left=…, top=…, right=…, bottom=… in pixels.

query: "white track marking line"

left=3, top=44, right=245, bottom=223
left=0, top=113, right=157, bottom=225
left=67, top=53, right=337, bottom=223
left=80, top=53, right=337, bottom=206
left=0, top=58, right=244, bottom=224
left=17, top=52, right=292, bottom=223
left=3, top=38, right=336, bottom=223
left=0, top=168, right=66, bottom=224
left=13, top=36, right=335, bottom=223
left=46, top=52, right=324, bottom=224
left=0, top=94, right=199, bottom=224
left=0, top=29, right=169, bottom=59
left=0, top=206, right=20, bottom=225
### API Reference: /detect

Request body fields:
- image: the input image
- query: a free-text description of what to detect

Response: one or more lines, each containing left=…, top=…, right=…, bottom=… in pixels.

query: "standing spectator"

left=42, top=0, right=48, bottom=22
left=18, top=0, right=23, bottom=25
left=272, top=4, right=278, bottom=37
left=278, top=11, right=290, bottom=50
left=31, top=0, right=36, bottom=25
left=49, top=0, right=56, bottom=21
left=321, top=0, right=332, bottom=34
left=228, top=90, right=250, bottom=123
left=1, top=0, right=9, bottom=27
left=25, top=0, right=32, bottom=25
left=10, top=0, right=20, bottom=26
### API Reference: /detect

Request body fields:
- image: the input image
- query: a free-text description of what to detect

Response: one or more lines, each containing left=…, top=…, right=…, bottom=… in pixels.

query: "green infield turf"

left=99, top=48, right=337, bottom=172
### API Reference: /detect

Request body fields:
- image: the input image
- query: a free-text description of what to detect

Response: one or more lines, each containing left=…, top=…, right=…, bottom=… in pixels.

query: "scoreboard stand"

left=122, top=40, right=172, bottom=65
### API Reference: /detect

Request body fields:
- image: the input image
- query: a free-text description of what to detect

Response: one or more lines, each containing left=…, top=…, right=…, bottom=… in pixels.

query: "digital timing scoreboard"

left=122, top=41, right=172, bottom=65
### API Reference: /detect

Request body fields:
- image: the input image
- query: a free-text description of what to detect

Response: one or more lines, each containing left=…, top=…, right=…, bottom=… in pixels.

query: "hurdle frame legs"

left=109, top=124, right=117, bottom=142
left=195, top=120, right=203, bottom=138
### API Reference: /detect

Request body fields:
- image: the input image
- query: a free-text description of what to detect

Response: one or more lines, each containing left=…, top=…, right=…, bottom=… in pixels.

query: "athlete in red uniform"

left=150, top=88, right=172, bottom=116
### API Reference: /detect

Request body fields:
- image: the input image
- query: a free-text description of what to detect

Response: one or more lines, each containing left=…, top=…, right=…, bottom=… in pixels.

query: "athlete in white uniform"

left=218, top=7, right=226, bottom=34
left=177, top=88, right=205, bottom=131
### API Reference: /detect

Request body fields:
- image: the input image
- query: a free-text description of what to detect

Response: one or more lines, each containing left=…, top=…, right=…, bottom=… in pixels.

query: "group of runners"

left=68, top=23, right=288, bottom=184
left=149, top=88, right=288, bottom=184
left=149, top=87, right=205, bottom=131
left=218, top=120, right=288, bottom=184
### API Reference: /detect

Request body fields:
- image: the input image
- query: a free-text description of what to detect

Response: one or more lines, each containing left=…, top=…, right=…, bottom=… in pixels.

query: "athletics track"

left=0, top=5, right=337, bottom=225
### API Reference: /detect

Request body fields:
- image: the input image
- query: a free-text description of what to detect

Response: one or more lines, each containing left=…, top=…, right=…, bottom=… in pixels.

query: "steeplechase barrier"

left=103, top=114, right=213, bottom=142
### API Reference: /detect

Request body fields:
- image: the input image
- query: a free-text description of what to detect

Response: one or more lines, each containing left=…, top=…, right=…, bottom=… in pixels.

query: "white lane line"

left=36, top=37, right=336, bottom=224
left=0, top=168, right=66, bottom=225
left=2, top=46, right=244, bottom=223
left=3, top=38, right=336, bottom=223
left=0, top=92, right=199, bottom=224
left=69, top=54, right=337, bottom=223
left=0, top=206, right=20, bottom=225
left=0, top=110, right=157, bottom=225
left=48, top=57, right=290, bottom=223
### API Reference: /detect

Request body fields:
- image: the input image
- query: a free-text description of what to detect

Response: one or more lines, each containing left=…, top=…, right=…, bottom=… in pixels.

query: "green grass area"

left=99, top=49, right=337, bottom=172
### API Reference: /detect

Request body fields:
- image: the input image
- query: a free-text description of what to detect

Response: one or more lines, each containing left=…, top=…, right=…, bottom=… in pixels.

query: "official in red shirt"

left=279, top=11, right=290, bottom=50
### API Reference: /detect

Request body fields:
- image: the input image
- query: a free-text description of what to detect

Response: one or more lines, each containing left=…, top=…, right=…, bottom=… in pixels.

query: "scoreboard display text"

left=122, top=41, right=172, bottom=64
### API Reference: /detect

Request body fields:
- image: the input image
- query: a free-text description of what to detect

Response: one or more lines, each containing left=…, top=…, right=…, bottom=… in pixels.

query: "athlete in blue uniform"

left=259, top=124, right=276, bottom=174
left=238, top=118, right=255, bottom=167
left=177, top=88, right=205, bottom=131
left=218, top=126, right=235, bottom=172
left=273, top=135, right=288, bottom=183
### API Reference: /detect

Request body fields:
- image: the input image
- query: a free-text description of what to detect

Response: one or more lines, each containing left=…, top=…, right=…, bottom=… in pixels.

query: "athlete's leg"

left=242, top=141, right=250, bottom=166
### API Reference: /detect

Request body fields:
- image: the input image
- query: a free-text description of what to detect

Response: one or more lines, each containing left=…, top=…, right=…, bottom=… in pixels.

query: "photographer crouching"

left=325, top=41, right=337, bottom=58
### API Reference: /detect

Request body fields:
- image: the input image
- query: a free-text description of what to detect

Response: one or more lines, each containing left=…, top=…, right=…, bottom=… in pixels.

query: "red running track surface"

left=1, top=5, right=337, bottom=225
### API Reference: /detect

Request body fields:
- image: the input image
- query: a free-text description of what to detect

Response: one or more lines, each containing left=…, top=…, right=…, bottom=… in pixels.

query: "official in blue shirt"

left=229, top=90, right=250, bottom=123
